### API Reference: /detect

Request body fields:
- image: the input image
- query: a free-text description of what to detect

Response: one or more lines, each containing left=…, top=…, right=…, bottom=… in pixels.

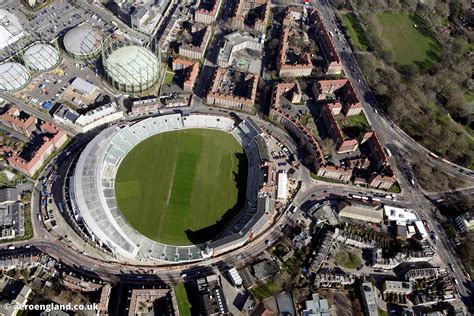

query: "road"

left=0, top=185, right=402, bottom=281
left=74, top=1, right=150, bottom=44
left=0, top=92, right=78, bottom=137
left=0, top=0, right=472, bottom=311
left=313, top=0, right=474, bottom=180
left=309, top=0, right=472, bottom=308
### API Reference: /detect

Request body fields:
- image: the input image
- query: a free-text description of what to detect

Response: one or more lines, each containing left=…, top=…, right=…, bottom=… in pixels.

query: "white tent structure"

left=0, top=9, right=24, bottom=50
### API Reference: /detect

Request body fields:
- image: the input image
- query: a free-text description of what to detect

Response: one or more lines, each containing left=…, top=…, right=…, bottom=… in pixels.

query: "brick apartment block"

left=206, top=67, right=259, bottom=113
left=0, top=106, right=37, bottom=137
left=277, top=27, right=313, bottom=78
left=231, top=0, right=270, bottom=33
left=194, top=0, right=222, bottom=24
left=309, top=9, right=343, bottom=75
left=172, top=58, right=199, bottom=92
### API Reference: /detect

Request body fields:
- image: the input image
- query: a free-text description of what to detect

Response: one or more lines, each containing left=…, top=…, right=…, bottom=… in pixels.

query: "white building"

left=383, top=280, right=412, bottom=295
left=217, top=31, right=263, bottom=73
left=414, top=220, right=428, bottom=239
left=228, top=268, right=243, bottom=287
left=384, top=205, right=417, bottom=224
left=302, top=294, right=330, bottom=316
left=0, top=9, right=24, bottom=50
left=70, top=77, right=99, bottom=96
left=54, top=103, right=123, bottom=133
left=277, top=172, right=288, bottom=200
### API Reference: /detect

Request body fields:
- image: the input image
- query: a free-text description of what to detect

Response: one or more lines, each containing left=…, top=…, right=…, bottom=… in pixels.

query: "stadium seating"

left=72, top=113, right=266, bottom=263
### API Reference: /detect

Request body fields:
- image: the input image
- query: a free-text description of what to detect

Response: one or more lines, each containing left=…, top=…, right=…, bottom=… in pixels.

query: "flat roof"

left=339, top=205, right=383, bottom=224
left=384, top=205, right=417, bottom=223
left=277, top=172, right=288, bottom=199
left=71, top=77, right=97, bottom=95
left=228, top=268, right=242, bottom=286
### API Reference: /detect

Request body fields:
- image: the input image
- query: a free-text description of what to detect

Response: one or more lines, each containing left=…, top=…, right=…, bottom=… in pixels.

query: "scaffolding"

left=63, top=24, right=103, bottom=62
left=101, top=41, right=161, bottom=94
left=21, top=41, right=60, bottom=72
left=0, top=62, right=30, bottom=92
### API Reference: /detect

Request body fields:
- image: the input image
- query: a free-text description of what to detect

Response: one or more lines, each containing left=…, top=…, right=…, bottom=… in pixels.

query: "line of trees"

left=333, top=0, right=474, bottom=168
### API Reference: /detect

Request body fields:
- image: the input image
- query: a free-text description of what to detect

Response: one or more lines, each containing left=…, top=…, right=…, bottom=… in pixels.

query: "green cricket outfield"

left=114, top=129, right=248, bottom=245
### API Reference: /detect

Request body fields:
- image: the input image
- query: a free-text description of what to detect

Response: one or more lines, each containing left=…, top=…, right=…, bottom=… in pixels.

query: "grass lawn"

left=164, top=71, right=175, bottom=85
left=335, top=250, right=362, bottom=269
left=250, top=280, right=279, bottom=300
left=338, top=112, right=370, bottom=139
left=115, top=129, right=248, bottom=245
left=283, top=255, right=300, bottom=274
left=376, top=13, right=439, bottom=65
left=0, top=171, right=14, bottom=186
left=389, top=181, right=401, bottom=193
left=340, top=13, right=368, bottom=51
left=311, top=173, right=348, bottom=184
left=175, top=284, right=192, bottom=316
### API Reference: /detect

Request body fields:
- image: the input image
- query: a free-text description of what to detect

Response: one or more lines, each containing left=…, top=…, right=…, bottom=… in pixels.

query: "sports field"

left=114, top=129, right=248, bottom=245
left=376, top=13, right=439, bottom=65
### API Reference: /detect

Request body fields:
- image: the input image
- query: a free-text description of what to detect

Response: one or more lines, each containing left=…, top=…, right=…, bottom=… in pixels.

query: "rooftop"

left=70, top=77, right=98, bottom=96
left=339, top=203, right=384, bottom=224
left=384, top=280, right=412, bottom=293
left=384, top=205, right=417, bottom=223
left=278, top=27, right=312, bottom=71
left=0, top=106, right=37, bottom=133
left=252, top=260, right=276, bottom=281
left=302, top=294, right=330, bottom=316
left=0, top=188, right=18, bottom=204
left=209, top=67, right=259, bottom=106
left=361, top=283, right=378, bottom=316
left=218, top=31, right=263, bottom=73
left=232, top=0, right=270, bottom=31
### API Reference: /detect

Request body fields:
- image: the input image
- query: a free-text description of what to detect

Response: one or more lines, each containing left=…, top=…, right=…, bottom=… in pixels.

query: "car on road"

left=448, top=263, right=454, bottom=272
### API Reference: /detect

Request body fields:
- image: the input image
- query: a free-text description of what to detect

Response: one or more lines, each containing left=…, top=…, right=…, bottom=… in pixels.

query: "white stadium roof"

left=72, top=114, right=243, bottom=262
left=23, top=43, right=60, bottom=72
left=0, top=9, right=24, bottom=50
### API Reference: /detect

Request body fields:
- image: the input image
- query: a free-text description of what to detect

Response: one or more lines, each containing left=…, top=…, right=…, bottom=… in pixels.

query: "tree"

left=380, top=50, right=394, bottom=63
left=329, top=0, right=348, bottom=10
left=449, top=0, right=462, bottom=21
left=387, top=0, right=401, bottom=11
left=398, top=63, right=419, bottom=77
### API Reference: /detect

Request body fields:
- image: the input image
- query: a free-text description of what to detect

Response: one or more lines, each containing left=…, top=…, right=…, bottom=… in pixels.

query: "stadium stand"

left=71, top=113, right=268, bottom=262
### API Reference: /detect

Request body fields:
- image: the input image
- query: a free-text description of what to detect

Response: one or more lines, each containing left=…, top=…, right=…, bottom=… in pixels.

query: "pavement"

left=0, top=0, right=472, bottom=312
left=312, top=0, right=473, bottom=178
